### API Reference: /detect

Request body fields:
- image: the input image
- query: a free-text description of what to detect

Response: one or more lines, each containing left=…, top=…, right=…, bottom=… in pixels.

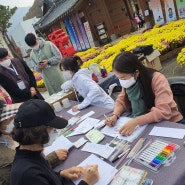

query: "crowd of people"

left=0, top=32, right=184, bottom=185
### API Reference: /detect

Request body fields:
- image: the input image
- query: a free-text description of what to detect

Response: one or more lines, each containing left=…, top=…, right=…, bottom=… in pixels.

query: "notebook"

left=85, top=129, right=105, bottom=143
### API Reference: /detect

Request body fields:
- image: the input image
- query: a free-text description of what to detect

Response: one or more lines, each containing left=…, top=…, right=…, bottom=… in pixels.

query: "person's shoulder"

left=152, top=72, right=165, bottom=79
left=152, top=72, right=168, bottom=86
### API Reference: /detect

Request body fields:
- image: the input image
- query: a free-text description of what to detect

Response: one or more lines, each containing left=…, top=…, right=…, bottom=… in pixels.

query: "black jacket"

left=11, top=148, right=88, bottom=185
left=0, top=58, right=43, bottom=103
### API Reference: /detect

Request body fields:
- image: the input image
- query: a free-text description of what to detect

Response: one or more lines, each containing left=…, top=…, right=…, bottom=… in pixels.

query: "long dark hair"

left=59, top=57, right=80, bottom=73
left=112, top=51, right=157, bottom=110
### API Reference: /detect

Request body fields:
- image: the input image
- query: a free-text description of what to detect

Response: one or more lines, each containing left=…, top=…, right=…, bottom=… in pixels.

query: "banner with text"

left=150, top=0, right=165, bottom=25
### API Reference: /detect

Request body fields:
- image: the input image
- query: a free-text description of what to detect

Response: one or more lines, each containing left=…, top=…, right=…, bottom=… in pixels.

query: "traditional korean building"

left=34, top=0, right=182, bottom=51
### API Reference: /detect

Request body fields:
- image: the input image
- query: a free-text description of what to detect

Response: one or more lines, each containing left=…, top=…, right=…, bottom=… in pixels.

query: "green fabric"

left=31, top=41, right=65, bottom=95
left=126, top=80, right=146, bottom=117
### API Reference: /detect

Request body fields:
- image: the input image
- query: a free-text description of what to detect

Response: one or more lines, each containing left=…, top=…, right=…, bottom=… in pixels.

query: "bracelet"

left=112, top=114, right=119, bottom=119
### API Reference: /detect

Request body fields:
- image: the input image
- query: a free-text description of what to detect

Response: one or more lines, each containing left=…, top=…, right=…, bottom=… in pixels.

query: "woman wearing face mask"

left=105, top=51, right=184, bottom=136
left=60, top=57, right=114, bottom=111
left=0, top=48, right=43, bottom=103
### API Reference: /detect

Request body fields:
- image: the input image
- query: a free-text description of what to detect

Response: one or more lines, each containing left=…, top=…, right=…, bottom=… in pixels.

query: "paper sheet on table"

left=73, top=154, right=118, bottom=185
left=149, top=126, right=185, bottom=139
left=75, top=117, right=100, bottom=133
left=43, top=135, right=74, bottom=156
left=77, top=111, right=95, bottom=123
left=67, top=117, right=100, bottom=137
left=67, top=109, right=80, bottom=115
left=101, top=116, right=147, bottom=142
left=81, top=142, right=115, bottom=159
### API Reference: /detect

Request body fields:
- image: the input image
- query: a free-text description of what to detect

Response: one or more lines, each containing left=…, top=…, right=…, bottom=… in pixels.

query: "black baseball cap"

left=14, top=99, right=68, bottom=129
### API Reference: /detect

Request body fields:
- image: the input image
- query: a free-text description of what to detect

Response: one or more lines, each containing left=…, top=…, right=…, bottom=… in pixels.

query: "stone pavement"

left=160, top=56, right=185, bottom=78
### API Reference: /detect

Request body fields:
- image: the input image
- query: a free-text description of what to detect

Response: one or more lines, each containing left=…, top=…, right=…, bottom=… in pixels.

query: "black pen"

left=112, top=148, right=130, bottom=163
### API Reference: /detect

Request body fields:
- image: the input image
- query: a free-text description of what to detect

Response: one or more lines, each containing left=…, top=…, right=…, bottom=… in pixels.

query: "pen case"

left=134, top=139, right=180, bottom=172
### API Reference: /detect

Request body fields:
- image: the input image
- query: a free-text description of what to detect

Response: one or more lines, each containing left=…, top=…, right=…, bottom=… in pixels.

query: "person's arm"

left=45, top=149, right=68, bottom=168
left=77, top=79, right=103, bottom=110
left=61, top=80, right=73, bottom=91
left=45, top=151, right=60, bottom=168
left=136, top=72, right=180, bottom=125
left=105, top=88, right=130, bottom=127
left=0, top=75, right=32, bottom=101
left=47, top=42, right=62, bottom=65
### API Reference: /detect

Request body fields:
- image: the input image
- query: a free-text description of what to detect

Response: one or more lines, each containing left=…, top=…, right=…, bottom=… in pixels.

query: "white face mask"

left=119, top=76, right=136, bottom=88
left=0, top=59, right=11, bottom=68
left=32, top=43, right=39, bottom=50
left=63, top=71, right=72, bottom=80
left=44, top=128, right=56, bottom=147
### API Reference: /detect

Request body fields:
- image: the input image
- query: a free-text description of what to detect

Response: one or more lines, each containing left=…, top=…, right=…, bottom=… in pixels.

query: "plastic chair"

left=167, top=76, right=185, bottom=118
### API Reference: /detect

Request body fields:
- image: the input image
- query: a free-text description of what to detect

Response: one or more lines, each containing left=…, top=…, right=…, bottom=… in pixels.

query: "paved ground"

left=160, top=56, right=185, bottom=78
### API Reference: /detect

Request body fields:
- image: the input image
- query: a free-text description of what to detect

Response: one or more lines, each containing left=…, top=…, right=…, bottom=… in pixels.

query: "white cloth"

left=61, top=68, right=114, bottom=110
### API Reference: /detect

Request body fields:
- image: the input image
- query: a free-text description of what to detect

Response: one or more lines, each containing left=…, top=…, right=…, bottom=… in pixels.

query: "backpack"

left=133, top=45, right=154, bottom=56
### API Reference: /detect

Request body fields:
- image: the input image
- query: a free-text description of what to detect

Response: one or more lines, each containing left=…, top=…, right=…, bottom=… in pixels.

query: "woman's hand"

left=82, top=165, right=99, bottom=185
left=55, top=149, right=68, bottom=161
left=119, top=118, right=138, bottom=136
left=72, top=105, right=79, bottom=112
left=105, top=115, right=117, bottom=127
left=60, top=166, right=83, bottom=180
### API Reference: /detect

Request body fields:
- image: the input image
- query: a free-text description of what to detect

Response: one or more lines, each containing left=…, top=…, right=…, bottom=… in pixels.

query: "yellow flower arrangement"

left=177, top=48, right=185, bottom=66
left=37, top=79, right=45, bottom=88
left=76, top=19, right=185, bottom=72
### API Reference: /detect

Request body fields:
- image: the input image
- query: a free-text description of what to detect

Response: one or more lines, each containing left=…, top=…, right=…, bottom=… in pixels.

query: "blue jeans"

left=178, top=118, right=185, bottom=124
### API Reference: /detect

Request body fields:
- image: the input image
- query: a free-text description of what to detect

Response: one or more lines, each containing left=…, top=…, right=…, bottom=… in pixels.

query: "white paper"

left=82, top=142, right=115, bottom=159
left=101, top=117, right=147, bottom=142
left=67, top=109, right=80, bottom=115
left=74, top=137, right=88, bottom=148
left=77, top=111, right=95, bottom=123
left=73, top=154, right=118, bottom=185
left=93, top=120, right=105, bottom=129
left=149, top=126, right=185, bottom=139
left=75, top=117, right=100, bottom=133
left=43, top=135, right=74, bottom=156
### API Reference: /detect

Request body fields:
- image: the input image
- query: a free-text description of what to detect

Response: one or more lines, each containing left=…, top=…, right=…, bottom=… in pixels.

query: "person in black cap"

left=11, top=99, right=99, bottom=185
left=0, top=48, right=43, bottom=103
left=0, top=98, right=69, bottom=185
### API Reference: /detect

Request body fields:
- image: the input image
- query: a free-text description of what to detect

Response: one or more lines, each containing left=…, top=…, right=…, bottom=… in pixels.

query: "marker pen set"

left=135, top=139, right=179, bottom=171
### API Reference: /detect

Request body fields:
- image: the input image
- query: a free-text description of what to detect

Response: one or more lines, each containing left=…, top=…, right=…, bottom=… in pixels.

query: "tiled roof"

left=35, top=0, right=81, bottom=30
